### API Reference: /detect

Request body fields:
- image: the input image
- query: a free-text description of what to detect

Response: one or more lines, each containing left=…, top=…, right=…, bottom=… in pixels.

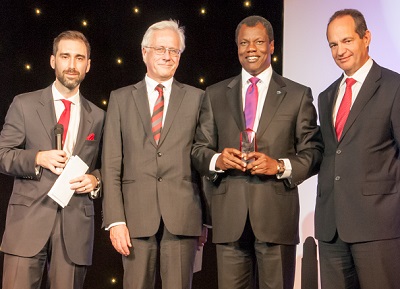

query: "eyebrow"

left=59, top=52, right=86, bottom=58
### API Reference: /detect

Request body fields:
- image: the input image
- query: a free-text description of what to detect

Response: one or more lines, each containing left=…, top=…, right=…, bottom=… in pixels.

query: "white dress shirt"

left=52, top=83, right=81, bottom=158
left=333, top=58, right=373, bottom=123
left=145, top=75, right=174, bottom=126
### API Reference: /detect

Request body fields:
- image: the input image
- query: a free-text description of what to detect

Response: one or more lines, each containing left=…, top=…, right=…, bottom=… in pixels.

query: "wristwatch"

left=276, top=159, right=285, bottom=174
left=89, top=177, right=101, bottom=200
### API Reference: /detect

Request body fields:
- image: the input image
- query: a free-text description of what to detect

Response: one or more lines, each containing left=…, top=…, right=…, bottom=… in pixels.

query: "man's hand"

left=35, top=150, right=67, bottom=175
left=246, top=152, right=279, bottom=175
left=110, top=224, right=132, bottom=256
left=70, top=174, right=98, bottom=194
left=216, top=148, right=246, bottom=171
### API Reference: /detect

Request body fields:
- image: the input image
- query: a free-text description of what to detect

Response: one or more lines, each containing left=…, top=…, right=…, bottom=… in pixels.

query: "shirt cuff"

left=210, top=153, right=224, bottom=173
left=105, top=222, right=126, bottom=231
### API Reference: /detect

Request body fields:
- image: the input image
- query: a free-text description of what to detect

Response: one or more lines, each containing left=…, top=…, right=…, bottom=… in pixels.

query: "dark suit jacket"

left=191, top=72, right=323, bottom=245
left=0, top=85, right=105, bottom=265
left=102, top=79, right=206, bottom=238
left=315, top=61, right=400, bottom=243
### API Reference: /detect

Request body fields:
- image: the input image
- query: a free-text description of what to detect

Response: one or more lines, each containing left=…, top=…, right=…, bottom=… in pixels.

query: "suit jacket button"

left=335, top=176, right=341, bottom=181
left=157, top=152, right=162, bottom=157
left=157, top=177, right=163, bottom=182
left=336, top=149, right=342, bottom=154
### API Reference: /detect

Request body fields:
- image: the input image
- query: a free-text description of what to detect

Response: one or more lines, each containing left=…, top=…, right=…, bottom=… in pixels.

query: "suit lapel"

left=226, top=75, right=245, bottom=131
left=325, top=78, right=342, bottom=142
left=158, top=80, right=185, bottom=146
left=73, top=95, right=93, bottom=155
left=131, top=80, right=157, bottom=147
left=37, top=86, right=57, bottom=144
left=340, top=62, right=381, bottom=141
left=256, top=72, right=286, bottom=138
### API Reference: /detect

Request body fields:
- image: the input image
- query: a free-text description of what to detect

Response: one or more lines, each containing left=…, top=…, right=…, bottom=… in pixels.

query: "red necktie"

left=335, top=78, right=356, bottom=140
left=58, top=99, right=72, bottom=145
left=152, top=84, right=164, bottom=144
left=244, top=77, right=260, bottom=130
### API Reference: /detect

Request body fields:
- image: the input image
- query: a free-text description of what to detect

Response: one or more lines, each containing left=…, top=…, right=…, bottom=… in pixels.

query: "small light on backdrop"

left=116, top=58, right=123, bottom=65
left=25, top=64, right=32, bottom=71
left=82, top=20, right=88, bottom=27
left=244, top=1, right=251, bottom=8
left=273, top=56, right=278, bottom=62
left=200, top=8, right=206, bottom=15
left=199, top=77, right=205, bottom=84
left=35, top=8, right=41, bottom=15
left=102, top=100, right=107, bottom=106
left=133, top=7, right=140, bottom=14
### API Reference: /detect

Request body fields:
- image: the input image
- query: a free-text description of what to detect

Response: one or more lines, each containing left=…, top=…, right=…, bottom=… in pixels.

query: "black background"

left=0, top=1, right=283, bottom=288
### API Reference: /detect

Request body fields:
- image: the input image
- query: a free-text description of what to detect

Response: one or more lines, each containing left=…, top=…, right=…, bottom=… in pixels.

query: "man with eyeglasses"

left=102, top=20, right=208, bottom=289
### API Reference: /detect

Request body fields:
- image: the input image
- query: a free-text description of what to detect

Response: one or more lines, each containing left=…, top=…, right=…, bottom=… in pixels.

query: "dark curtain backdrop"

left=0, top=1, right=283, bottom=288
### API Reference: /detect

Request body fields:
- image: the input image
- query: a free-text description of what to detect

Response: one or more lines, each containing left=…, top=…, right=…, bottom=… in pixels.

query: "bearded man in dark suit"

left=0, top=30, right=104, bottom=289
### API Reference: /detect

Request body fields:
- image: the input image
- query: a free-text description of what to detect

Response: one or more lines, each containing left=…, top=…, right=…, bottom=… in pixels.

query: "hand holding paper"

left=47, top=155, right=89, bottom=207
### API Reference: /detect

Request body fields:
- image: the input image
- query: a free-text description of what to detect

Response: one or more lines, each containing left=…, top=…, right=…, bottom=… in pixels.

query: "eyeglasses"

left=145, top=46, right=181, bottom=57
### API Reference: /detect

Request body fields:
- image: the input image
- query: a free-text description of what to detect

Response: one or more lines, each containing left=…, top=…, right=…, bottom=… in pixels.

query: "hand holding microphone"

left=54, top=123, right=63, bottom=150
left=35, top=124, right=68, bottom=175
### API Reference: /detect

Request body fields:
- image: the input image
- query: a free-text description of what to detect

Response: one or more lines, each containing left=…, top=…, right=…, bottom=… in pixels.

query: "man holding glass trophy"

left=192, top=16, right=323, bottom=289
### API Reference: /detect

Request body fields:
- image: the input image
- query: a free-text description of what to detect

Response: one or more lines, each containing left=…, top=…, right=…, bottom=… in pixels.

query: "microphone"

left=54, top=124, right=64, bottom=150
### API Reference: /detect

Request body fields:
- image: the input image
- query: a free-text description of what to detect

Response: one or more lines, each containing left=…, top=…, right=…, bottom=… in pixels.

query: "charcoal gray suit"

left=192, top=71, right=323, bottom=289
left=0, top=85, right=105, bottom=287
left=102, top=78, right=206, bottom=289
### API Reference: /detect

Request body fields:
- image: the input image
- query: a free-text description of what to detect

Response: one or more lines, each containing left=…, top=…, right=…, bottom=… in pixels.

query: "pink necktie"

left=58, top=99, right=72, bottom=145
left=335, top=78, right=356, bottom=140
left=244, top=77, right=260, bottom=130
left=152, top=84, right=164, bottom=144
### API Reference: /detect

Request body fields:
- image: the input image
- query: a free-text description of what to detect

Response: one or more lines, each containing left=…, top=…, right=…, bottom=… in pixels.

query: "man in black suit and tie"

left=315, top=9, right=400, bottom=289
left=102, top=20, right=207, bottom=289
left=192, top=15, right=323, bottom=289
left=0, top=31, right=105, bottom=289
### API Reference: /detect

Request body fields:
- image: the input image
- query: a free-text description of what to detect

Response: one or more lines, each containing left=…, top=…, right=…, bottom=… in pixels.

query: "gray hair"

left=141, top=20, right=185, bottom=52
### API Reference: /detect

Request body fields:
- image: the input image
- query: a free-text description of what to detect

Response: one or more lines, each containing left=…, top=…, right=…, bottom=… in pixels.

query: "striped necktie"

left=151, top=84, right=164, bottom=144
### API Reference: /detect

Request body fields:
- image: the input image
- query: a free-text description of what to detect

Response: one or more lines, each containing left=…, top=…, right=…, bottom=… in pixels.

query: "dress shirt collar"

left=340, top=57, right=373, bottom=87
left=241, top=66, right=273, bottom=87
left=145, top=75, right=174, bottom=94
left=51, top=82, right=80, bottom=105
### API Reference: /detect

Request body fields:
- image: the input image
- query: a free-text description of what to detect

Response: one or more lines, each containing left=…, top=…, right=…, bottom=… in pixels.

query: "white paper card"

left=47, top=155, right=89, bottom=207
left=193, top=246, right=203, bottom=273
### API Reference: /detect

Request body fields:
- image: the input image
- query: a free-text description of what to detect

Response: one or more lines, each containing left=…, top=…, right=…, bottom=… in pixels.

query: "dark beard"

left=56, top=69, right=84, bottom=90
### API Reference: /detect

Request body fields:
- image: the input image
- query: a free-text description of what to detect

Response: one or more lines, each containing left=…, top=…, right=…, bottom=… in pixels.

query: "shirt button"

left=335, top=176, right=341, bottom=181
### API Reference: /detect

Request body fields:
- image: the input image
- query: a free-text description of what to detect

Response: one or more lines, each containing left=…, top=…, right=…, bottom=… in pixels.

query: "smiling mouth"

left=246, top=56, right=259, bottom=62
left=338, top=55, right=351, bottom=62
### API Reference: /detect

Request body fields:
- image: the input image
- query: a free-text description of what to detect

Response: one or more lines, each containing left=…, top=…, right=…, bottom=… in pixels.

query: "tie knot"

left=60, top=99, right=72, bottom=110
left=155, top=84, right=164, bottom=94
left=345, top=78, right=356, bottom=88
left=249, top=77, right=260, bottom=85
